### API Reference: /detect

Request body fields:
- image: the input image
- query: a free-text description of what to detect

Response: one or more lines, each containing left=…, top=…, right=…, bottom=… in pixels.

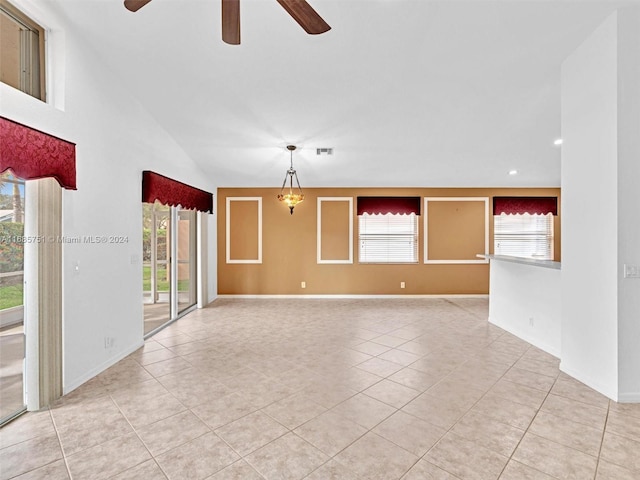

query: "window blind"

left=358, top=213, right=418, bottom=263
left=494, top=213, right=553, bottom=259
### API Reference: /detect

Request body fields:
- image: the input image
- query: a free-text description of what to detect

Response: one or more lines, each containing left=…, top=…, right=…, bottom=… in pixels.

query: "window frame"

left=0, top=0, right=46, bottom=101
left=358, top=212, right=419, bottom=264
left=493, top=212, right=555, bottom=260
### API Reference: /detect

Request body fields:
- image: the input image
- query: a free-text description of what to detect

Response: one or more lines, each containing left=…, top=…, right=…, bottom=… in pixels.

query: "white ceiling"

left=50, top=0, right=634, bottom=187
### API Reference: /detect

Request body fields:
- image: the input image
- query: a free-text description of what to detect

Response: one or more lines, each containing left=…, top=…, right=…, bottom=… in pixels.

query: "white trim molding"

left=225, top=197, right=262, bottom=264
left=317, top=197, right=353, bottom=264
left=424, top=197, right=489, bottom=264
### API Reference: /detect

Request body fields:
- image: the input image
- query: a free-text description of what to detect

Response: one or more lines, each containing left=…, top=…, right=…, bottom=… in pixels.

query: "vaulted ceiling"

left=51, top=0, right=633, bottom=187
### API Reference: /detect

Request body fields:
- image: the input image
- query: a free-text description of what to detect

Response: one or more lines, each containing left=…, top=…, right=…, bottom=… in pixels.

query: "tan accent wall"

left=318, top=198, right=351, bottom=262
left=218, top=187, right=561, bottom=295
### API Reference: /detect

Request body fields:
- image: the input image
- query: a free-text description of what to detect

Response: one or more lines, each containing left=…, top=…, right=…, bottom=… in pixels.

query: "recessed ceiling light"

left=508, top=170, right=518, bottom=175
left=554, top=138, right=563, bottom=146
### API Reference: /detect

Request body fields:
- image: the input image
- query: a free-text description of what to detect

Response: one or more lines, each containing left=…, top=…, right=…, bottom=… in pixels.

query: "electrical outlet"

left=529, top=317, right=534, bottom=327
left=301, top=281, right=306, bottom=288
left=624, top=264, right=640, bottom=278
left=400, top=282, right=405, bottom=288
left=104, top=337, right=114, bottom=349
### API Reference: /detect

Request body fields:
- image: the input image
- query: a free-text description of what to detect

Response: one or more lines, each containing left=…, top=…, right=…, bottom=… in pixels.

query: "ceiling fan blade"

left=276, top=0, right=331, bottom=35
left=124, top=0, right=153, bottom=12
left=222, top=0, right=241, bottom=45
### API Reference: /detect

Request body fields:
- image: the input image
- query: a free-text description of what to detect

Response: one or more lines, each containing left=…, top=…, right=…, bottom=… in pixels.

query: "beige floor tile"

left=512, top=356, right=560, bottom=379
left=0, top=410, right=55, bottom=449
left=304, top=460, right=360, bottom=480
left=207, top=460, right=264, bottom=480
left=599, top=431, right=640, bottom=472
left=144, top=356, right=193, bottom=378
left=499, top=460, right=555, bottom=479
left=540, top=393, right=608, bottom=430
left=333, top=367, right=384, bottom=391
left=262, top=393, right=327, bottom=430
left=8, top=299, right=640, bottom=480
left=214, top=411, right=287, bottom=456
left=356, top=357, right=405, bottom=377
left=363, top=378, right=421, bottom=408
left=551, top=374, right=610, bottom=409
left=116, top=391, right=186, bottom=429
left=294, top=410, right=367, bottom=456
left=401, top=459, right=461, bottom=479
left=334, top=432, right=418, bottom=480
left=371, top=335, right=409, bottom=348
left=402, top=392, right=470, bottom=430
left=245, top=433, right=328, bottom=480
left=425, top=432, right=509, bottom=480
left=373, top=410, right=446, bottom=456
left=388, top=367, right=441, bottom=392
left=155, top=432, right=239, bottom=480
left=513, top=432, right=598, bottom=479
left=596, top=459, right=638, bottom=479
left=136, top=410, right=210, bottom=456
left=605, top=410, right=640, bottom=443
left=330, top=393, right=396, bottom=429
left=191, top=392, right=258, bottom=429
left=489, top=379, right=548, bottom=409
left=608, top=401, right=640, bottom=420
left=10, top=459, right=69, bottom=480
left=502, top=367, right=556, bottom=392
left=111, top=459, right=167, bottom=480
left=377, top=348, right=422, bottom=366
left=299, top=381, right=358, bottom=409
left=0, top=433, right=62, bottom=479
left=425, top=377, right=487, bottom=406
left=451, top=410, right=525, bottom=457
left=529, top=410, right=603, bottom=456
left=66, top=433, right=151, bottom=480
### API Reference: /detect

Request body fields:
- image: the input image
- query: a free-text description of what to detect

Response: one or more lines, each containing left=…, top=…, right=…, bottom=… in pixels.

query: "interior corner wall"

left=1, top=1, right=215, bottom=394
left=560, top=13, right=619, bottom=399
left=617, top=6, right=640, bottom=402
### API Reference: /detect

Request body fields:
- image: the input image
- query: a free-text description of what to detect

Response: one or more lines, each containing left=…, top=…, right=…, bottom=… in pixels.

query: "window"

left=359, top=213, right=418, bottom=263
left=494, top=213, right=554, bottom=259
left=0, top=0, right=45, bottom=101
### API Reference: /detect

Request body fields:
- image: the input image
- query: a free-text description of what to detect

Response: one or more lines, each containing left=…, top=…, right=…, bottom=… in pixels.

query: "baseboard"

left=216, top=294, right=489, bottom=299
left=559, top=362, right=619, bottom=402
left=63, top=339, right=144, bottom=395
left=617, top=392, right=640, bottom=403
left=488, top=316, right=560, bottom=358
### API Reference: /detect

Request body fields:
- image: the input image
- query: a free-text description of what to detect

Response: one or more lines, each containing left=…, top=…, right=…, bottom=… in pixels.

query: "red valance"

left=493, top=196, right=558, bottom=216
left=142, top=171, right=213, bottom=213
left=0, top=116, right=77, bottom=189
left=357, top=196, right=421, bottom=215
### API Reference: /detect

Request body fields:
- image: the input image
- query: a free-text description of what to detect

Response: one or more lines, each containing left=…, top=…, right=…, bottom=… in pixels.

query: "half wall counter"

left=479, top=254, right=561, bottom=358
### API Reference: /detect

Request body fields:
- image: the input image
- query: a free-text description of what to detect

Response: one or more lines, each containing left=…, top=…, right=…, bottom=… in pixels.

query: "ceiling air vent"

left=316, top=148, right=333, bottom=156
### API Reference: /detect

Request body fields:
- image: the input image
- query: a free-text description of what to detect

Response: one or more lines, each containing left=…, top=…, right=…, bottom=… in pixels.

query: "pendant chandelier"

left=277, top=145, right=304, bottom=215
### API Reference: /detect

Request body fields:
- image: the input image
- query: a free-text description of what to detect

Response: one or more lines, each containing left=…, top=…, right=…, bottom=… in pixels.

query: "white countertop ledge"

left=476, top=254, right=561, bottom=270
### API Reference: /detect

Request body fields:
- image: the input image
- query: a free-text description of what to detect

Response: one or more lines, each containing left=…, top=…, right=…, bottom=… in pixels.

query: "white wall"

left=616, top=7, right=640, bottom=402
left=561, top=7, right=640, bottom=402
left=0, top=0, right=217, bottom=393
left=560, top=13, right=619, bottom=400
left=488, top=259, right=561, bottom=358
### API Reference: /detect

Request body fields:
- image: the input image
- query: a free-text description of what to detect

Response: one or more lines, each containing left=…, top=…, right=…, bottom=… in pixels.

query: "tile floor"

left=1, top=298, right=639, bottom=479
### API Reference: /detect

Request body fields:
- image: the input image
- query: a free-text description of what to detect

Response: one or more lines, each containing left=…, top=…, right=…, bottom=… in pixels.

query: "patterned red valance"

left=493, top=196, right=558, bottom=216
left=357, top=196, right=421, bottom=215
left=142, top=171, right=213, bottom=213
left=0, top=116, right=77, bottom=189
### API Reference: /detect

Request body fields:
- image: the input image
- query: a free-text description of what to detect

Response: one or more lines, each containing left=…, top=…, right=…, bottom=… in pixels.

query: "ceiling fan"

left=123, top=0, right=331, bottom=45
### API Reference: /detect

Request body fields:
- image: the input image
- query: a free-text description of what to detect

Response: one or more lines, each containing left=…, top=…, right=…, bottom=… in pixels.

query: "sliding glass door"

left=0, top=174, right=26, bottom=425
left=142, top=203, right=197, bottom=336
